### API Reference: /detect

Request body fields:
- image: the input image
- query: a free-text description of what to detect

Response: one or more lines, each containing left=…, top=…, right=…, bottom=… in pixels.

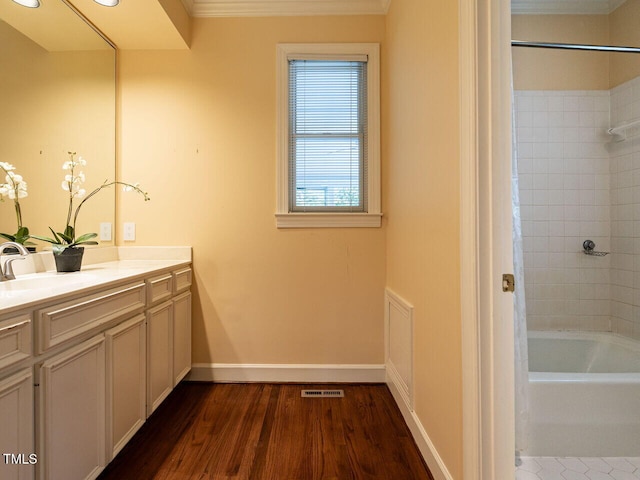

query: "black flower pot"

left=54, top=247, right=84, bottom=272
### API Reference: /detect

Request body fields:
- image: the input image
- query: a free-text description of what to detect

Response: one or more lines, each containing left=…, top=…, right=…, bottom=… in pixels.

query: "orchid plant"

left=0, top=161, right=32, bottom=245
left=31, top=152, right=150, bottom=254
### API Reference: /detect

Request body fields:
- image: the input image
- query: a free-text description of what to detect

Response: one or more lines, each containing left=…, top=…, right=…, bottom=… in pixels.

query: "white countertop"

left=0, top=247, right=191, bottom=315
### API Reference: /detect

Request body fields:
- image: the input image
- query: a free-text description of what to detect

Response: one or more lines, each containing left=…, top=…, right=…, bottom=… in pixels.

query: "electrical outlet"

left=123, top=222, right=136, bottom=241
left=99, top=222, right=112, bottom=241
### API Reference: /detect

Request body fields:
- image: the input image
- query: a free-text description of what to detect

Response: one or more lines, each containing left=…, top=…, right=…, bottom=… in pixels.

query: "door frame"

left=460, top=0, right=515, bottom=478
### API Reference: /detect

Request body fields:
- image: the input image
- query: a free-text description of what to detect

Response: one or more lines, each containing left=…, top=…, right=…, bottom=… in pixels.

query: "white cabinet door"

left=172, top=292, right=191, bottom=386
left=105, top=315, right=146, bottom=460
left=0, top=368, right=34, bottom=480
left=146, top=300, right=173, bottom=417
left=38, top=335, right=105, bottom=480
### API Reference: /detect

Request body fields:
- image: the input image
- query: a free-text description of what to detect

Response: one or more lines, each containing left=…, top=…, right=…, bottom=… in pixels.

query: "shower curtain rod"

left=512, top=40, right=640, bottom=54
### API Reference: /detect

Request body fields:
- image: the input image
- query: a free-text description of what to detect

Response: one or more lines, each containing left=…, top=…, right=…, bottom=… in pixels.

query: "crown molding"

left=181, top=0, right=390, bottom=17
left=511, top=0, right=627, bottom=14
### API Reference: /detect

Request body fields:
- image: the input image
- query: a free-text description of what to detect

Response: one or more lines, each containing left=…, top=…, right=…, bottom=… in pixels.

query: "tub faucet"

left=0, top=242, right=29, bottom=281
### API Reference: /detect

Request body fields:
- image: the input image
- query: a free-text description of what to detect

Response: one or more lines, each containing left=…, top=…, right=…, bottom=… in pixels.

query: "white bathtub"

left=526, top=331, right=640, bottom=457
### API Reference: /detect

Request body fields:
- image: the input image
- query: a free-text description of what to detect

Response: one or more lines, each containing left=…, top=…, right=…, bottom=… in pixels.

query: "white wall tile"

left=516, top=90, right=615, bottom=335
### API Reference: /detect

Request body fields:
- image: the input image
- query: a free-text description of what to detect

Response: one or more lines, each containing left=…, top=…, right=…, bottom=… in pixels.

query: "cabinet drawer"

left=146, top=274, right=173, bottom=306
left=172, top=267, right=192, bottom=294
left=0, top=313, right=31, bottom=370
left=37, top=282, right=146, bottom=354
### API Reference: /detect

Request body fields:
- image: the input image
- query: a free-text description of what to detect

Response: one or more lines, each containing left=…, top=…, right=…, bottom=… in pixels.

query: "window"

left=276, top=44, right=381, bottom=228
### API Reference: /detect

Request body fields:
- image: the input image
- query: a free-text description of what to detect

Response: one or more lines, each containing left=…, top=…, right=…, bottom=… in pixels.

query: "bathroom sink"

left=0, top=272, right=97, bottom=291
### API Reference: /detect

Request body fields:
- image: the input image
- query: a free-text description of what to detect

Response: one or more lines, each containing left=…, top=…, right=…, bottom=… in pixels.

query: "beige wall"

left=512, top=15, right=610, bottom=90
left=118, top=16, right=386, bottom=366
left=383, top=1, right=462, bottom=478
left=610, top=0, right=640, bottom=87
left=513, top=4, right=640, bottom=90
left=120, top=9, right=465, bottom=477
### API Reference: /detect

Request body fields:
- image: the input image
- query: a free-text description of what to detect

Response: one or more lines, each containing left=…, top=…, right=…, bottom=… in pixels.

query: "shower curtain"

left=512, top=84, right=530, bottom=459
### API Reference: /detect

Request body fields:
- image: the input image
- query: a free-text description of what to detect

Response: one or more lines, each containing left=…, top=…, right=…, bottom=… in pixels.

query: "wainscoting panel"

left=384, top=288, right=414, bottom=409
left=384, top=288, right=452, bottom=480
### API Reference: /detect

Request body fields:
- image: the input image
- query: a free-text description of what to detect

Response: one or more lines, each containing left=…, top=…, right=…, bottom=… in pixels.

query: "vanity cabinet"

left=0, top=368, right=34, bottom=480
left=38, top=335, right=106, bottom=480
left=105, top=315, right=146, bottom=460
left=146, top=269, right=192, bottom=416
left=0, top=313, right=32, bottom=371
left=172, top=291, right=192, bottom=386
left=146, top=300, right=173, bottom=416
left=0, top=260, right=192, bottom=480
left=36, top=282, right=146, bottom=354
left=0, top=310, right=34, bottom=480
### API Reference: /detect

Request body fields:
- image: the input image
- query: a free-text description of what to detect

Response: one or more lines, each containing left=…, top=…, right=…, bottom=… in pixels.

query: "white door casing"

left=461, top=0, right=515, bottom=478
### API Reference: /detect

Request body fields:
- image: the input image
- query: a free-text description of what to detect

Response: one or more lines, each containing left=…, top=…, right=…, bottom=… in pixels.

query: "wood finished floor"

left=98, top=382, right=434, bottom=480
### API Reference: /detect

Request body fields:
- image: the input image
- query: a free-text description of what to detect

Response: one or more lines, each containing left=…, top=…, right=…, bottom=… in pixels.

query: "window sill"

left=275, top=213, right=382, bottom=228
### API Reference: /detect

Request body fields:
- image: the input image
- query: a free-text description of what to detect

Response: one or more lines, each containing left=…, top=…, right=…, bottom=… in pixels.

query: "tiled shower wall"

left=516, top=79, right=640, bottom=339
left=609, top=77, right=640, bottom=339
left=515, top=90, right=612, bottom=333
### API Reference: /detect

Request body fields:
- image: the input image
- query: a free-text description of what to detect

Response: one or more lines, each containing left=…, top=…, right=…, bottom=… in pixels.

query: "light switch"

left=123, top=222, right=136, bottom=241
left=99, top=222, right=112, bottom=241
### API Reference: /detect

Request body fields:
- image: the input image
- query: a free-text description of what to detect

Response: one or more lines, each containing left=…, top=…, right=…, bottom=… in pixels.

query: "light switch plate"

left=123, top=222, right=136, bottom=241
left=99, top=222, right=112, bottom=241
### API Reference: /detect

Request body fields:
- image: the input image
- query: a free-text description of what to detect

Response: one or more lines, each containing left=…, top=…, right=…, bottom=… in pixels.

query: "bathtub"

left=526, top=331, right=640, bottom=457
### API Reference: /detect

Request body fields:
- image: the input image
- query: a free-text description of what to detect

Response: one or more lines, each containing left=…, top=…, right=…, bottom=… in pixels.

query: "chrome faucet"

left=0, top=242, right=30, bottom=281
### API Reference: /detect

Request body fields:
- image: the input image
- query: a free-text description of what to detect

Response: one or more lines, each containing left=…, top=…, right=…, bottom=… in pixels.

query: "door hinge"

left=502, top=273, right=515, bottom=293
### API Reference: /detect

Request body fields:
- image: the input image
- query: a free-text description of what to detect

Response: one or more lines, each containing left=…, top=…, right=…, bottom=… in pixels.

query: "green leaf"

left=14, top=227, right=30, bottom=245
left=0, top=232, right=16, bottom=242
left=52, top=245, right=67, bottom=255
left=74, top=232, right=98, bottom=244
left=29, top=234, right=57, bottom=245
left=48, top=228, right=62, bottom=244
left=76, top=241, right=98, bottom=246
left=63, top=225, right=75, bottom=240
left=57, top=232, right=73, bottom=244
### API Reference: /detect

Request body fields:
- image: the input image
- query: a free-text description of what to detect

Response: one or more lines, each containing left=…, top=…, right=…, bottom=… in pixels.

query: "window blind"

left=288, top=59, right=368, bottom=212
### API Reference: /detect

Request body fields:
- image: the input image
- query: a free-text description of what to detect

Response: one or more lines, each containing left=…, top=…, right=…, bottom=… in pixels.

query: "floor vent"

left=301, top=389, right=344, bottom=398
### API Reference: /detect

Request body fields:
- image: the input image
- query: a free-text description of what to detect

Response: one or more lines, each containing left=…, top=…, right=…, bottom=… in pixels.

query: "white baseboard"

left=386, top=371, right=453, bottom=480
left=186, top=363, right=386, bottom=383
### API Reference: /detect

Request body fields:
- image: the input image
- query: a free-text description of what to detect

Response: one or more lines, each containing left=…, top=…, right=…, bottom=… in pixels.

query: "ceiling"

left=69, top=0, right=190, bottom=49
left=66, top=0, right=389, bottom=50
left=11, top=0, right=618, bottom=53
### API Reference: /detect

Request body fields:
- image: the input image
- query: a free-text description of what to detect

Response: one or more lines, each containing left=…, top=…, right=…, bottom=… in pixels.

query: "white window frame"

left=276, top=43, right=382, bottom=228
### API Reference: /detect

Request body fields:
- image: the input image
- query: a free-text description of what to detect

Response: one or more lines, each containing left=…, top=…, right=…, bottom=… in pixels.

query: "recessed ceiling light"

left=12, top=0, right=40, bottom=7
left=94, top=0, right=119, bottom=6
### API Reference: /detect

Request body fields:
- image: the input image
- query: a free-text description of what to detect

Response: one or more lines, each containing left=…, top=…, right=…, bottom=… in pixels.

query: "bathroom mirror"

left=0, top=0, right=115, bottom=248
